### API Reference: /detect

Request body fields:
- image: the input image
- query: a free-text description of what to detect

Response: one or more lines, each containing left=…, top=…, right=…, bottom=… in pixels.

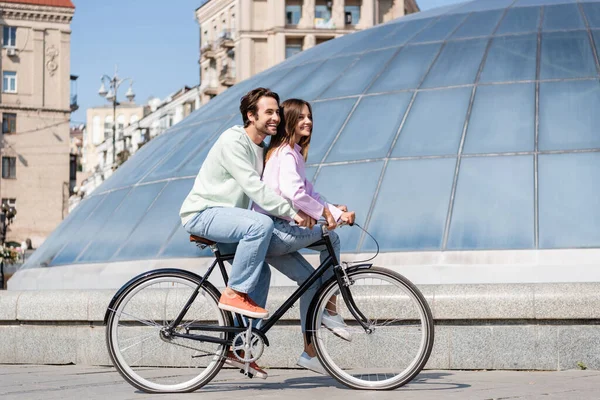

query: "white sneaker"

left=296, top=352, right=327, bottom=375
left=322, top=310, right=352, bottom=342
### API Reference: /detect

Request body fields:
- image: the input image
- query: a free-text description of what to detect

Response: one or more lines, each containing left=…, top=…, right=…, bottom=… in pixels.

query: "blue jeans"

left=219, top=217, right=341, bottom=332
left=184, top=207, right=274, bottom=294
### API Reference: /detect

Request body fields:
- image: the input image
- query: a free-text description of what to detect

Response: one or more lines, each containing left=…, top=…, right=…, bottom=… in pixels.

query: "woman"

left=253, top=98, right=356, bottom=374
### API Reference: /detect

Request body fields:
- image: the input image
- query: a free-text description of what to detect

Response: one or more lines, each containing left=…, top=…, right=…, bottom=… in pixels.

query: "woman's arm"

left=278, top=152, right=338, bottom=224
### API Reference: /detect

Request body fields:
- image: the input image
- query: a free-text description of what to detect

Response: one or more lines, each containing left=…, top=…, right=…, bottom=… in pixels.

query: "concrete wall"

left=2, top=283, right=600, bottom=370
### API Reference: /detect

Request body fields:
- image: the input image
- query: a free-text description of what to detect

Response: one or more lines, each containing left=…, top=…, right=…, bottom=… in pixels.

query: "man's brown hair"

left=239, top=87, right=280, bottom=128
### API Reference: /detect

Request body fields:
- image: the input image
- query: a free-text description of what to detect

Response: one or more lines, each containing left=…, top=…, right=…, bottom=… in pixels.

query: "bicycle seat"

left=189, top=235, right=216, bottom=246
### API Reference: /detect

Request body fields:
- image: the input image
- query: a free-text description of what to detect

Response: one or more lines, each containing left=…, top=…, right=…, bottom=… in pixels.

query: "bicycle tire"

left=307, top=266, right=434, bottom=390
left=105, top=269, right=232, bottom=393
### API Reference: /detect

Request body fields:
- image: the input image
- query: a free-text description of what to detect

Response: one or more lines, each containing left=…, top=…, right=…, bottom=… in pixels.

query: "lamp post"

left=0, top=202, right=16, bottom=290
left=98, top=67, right=135, bottom=168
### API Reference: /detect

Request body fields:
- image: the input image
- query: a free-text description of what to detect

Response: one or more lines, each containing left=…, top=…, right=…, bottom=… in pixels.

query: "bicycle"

left=104, top=223, right=434, bottom=392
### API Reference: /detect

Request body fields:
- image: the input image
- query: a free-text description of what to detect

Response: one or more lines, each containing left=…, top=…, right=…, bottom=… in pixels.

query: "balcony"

left=70, top=74, right=79, bottom=112
left=219, top=66, right=236, bottom=87
left=70, top=94, right=78, bottom=112
left=201, top=42, right=216, bottom=60
left=217, top=29, right=234, bottom=49
left=203, top=80, right=219, bottom=96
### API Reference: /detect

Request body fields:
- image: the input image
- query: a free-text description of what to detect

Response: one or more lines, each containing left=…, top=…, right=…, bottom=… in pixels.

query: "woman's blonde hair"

left=266, top=98, right=312, bottom=162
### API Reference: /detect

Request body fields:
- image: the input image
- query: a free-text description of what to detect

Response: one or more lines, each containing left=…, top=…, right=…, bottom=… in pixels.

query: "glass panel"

left=77, top=183, right=167, bottom=263
left=447, top=156, right=534, bottom=250
left=479, top=34, right=537, bottom=82
left=51, top=189, right=130, bottom=265
left=539, top=153, right=600, bottom=248
left=306, top=98, right=358, bottom=164
left=318, top=48, right=397, bottom=99
left=368, top=43, right=442, bottom=93
left=540, top=31, right=596, bottom=79
left=291, top=55, right=359, bottom=101
left=23, top=195, right=103, bottom=268
left=113, top=179, right=194, bottom=261
left=411, top=13, right=469, bottom=43
left=583, top=3, right=600, bottom=28
left=141, top=119, right=228, bottom=183
left=176, top=115, right=243, bottom=177
left=594, top=30, right=600, bottom=59
left=392, top=87, right=471, bottom=157
left=515, top=0, right=576, bottom=6
left=539, top=80, right=600, bottom=151
left=542, top=4, right=585, bottom=31
left=161, top=224, right=213, bottom=258
left=313, top=162, right=384, bottom=252
left=496, top=6, right=540, bottom=34
left=451, top=10, right=504, bottom=39
left=94, top=132, right=172, bottom=193
left=365, top=19, right=432, bottom=50
left=326, top=92, right=412, bottom=162
left=337, top=29, right=382, bottom=54
left=364, top=158, right=456, bottom=251
left=421, top=38, right=488, bottom=88
left=450, top=0, right=513, bottom=13
left=270, top=60, right=323, bottom=99
left=464, top=84, right=535, bottom=154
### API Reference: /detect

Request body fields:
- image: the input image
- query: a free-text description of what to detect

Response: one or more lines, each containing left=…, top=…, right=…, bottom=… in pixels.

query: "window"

left=2, top=71, right=17, bottom=93
left=1, top=198, right=16, bottom=208
left=344, top=5, right=361, bottom=25
left=315, top=4, right=331, bottom=20
left=117, top=114, right=125, bottom=139
left=285, top=38, right=303, bottom=59
left=2, top=113, right=16, bottom=134
left=2, top=156, right=16, bottom=179
left=104, top=116, right=113, bottom=140
left=286, top=4, right=302, bottom=25
left=3, top=26, right=16, bottom=48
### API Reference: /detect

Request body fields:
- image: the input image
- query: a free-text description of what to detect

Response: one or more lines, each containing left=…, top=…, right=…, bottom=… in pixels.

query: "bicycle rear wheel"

left=105, top=270, right=232, bottom=393
left=309, top=267, right=434, bottom=390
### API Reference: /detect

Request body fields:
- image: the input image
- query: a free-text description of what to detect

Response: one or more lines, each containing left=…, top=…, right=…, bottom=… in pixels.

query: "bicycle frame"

left=167, top=227, right=373, bottom=345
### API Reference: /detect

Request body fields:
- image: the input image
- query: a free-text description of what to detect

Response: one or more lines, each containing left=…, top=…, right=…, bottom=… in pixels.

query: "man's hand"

left=323, top=208, right=337, bottom=230
left=340, top=211, right=356, bottom=226
left=294, top=210, right=316, bottom=229
left=335, top=204, right=348, bottom=212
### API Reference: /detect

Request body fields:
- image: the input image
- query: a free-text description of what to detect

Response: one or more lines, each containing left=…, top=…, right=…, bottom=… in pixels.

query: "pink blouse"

left=252, top=144, right=344, bottom=222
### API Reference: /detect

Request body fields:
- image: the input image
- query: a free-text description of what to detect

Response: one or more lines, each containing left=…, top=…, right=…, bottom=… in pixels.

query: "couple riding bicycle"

left=105, top=87, right=433, bottom=393
left=180, top=87, right=356, bottom=377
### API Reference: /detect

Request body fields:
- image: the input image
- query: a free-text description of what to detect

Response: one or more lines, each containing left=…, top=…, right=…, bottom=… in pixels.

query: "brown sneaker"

left=224, top=351, right=268, bottom=379
left=218, top=291, right=269, bottom=319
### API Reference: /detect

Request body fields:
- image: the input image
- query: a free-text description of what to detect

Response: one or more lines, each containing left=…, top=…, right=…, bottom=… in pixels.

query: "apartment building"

left=83, top=103, right=146, bottom=176
left=195, top=0, right=419, bottom=102
left=0, top=0, right=76, bottom=246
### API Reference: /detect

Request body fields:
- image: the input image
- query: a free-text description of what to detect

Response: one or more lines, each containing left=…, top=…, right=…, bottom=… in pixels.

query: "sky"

left=70, top=0, right=463, bottom=125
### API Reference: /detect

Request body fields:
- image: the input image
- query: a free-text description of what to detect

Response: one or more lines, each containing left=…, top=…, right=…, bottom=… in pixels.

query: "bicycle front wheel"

left=105, top=270, right=232, bottom=393
left=309, top=267, right=434, bottom=390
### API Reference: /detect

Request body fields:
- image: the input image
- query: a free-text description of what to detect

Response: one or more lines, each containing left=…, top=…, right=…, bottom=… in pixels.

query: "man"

left=180, top=87, right=312, bottom=321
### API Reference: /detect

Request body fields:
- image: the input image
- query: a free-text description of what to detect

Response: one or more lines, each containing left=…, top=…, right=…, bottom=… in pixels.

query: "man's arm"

left=220, top=138, right=298, bottom=220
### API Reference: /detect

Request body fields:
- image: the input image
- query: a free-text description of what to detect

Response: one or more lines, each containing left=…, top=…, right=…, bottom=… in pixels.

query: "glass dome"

left=24, top=0, right=600, bottom=269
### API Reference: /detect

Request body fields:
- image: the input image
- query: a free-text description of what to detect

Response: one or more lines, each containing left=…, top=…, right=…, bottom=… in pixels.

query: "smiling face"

left=248, top=96, right=280, bottom=137
left=293, top=104, right=312, bottom=143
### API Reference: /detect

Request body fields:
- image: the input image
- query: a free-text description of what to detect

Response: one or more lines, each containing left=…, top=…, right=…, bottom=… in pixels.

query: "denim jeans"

left=218, top=217, right=341, bottom=332
left=183, top=207, right=274, bottom=294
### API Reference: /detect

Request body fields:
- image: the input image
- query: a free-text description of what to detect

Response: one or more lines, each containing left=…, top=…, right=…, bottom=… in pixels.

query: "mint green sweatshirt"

left=180, top=125, right=297, bottom=226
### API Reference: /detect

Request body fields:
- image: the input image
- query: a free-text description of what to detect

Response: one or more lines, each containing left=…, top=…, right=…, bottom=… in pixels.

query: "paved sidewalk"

left=1, top=365, right=599, bottom=400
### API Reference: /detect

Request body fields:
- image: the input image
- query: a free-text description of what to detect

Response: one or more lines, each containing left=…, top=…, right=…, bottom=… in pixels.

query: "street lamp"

left=98, top=67, right=135, bottom=167
left=0, top=202, right=16, bottom=290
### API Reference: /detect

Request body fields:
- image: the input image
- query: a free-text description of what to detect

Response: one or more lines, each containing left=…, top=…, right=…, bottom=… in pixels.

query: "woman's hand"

left=335, top=204, right=348, bottom=212
left=340, top=211, right=356, bottom=226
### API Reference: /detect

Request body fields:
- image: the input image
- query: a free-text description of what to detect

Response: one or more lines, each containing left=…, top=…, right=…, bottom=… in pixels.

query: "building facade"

left=0, top=0, right=76, bottom=246
left=195, top=0, right=419, bottom=103
left=83, top=103, right=146, bottom=177
left=73, top=85, right=201, bottom=209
